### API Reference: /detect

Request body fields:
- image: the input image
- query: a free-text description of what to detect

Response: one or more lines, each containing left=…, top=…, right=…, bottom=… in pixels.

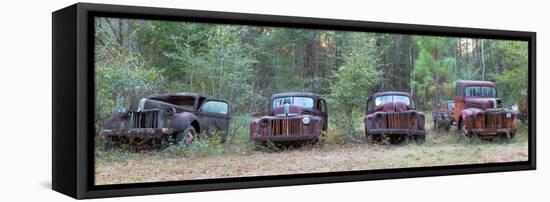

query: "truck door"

left=454, top=85, right=464, bottom=122
left=197, top=100, right=230, bottom=139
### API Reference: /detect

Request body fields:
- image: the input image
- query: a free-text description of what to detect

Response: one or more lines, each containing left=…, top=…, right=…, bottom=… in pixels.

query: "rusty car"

left=249, top=92, right=328, bottom=145
left=432, top=100, right=454, bottom=130
left=364, top=91, right=426, bottom=144
left=100, top=92, right=230, bottom=149
left=453, top=80, right=517, bottom=138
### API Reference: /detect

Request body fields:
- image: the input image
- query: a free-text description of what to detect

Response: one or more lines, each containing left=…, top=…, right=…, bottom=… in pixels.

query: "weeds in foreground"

left=96, top=112, right=529, bottom=161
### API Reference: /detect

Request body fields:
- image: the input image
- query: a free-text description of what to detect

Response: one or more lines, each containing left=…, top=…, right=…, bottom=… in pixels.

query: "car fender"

left=460, top=108, right=483, bottom=128
left=169, top=112, right=200, bottom=133
left=416, top=112, right=425, bottom=130
left=103, top=115, right=128, bottom=130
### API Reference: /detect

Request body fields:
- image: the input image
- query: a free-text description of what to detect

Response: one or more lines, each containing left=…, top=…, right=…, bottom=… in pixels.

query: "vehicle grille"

left=385, top=112, right=413, bottom=129
left=130, top=110, right=160, bottom=128
left=485, top=112, right=505, bottom=128
left=270, top=119, right=303, bottom=136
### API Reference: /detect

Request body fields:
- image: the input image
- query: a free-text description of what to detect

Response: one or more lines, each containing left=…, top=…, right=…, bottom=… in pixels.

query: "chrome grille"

left=270, top=119, right=303, bottom=136
left=130, top=110, right=160, bottom=128
left=485, top=112, right=505, bottom=128
left=386, top=112, right=413, bottom=129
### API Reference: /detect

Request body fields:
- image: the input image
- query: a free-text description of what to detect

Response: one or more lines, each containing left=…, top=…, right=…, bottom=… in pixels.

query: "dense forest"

left=94, top=17, right=528, bottom=135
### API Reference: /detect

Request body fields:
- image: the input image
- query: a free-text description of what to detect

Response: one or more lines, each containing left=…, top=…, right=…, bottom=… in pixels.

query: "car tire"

left=367, top=134, right=375, bottom=145
left=104, top=136, right=113, bottom=150
left=175, top=127, right=197, bottom=146
left=459, top=121, right=470, bottom=138
left=505, top=132, right=516, bottom=141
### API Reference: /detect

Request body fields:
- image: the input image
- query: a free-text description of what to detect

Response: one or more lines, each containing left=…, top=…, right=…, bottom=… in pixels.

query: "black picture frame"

left=52, top=3, right=536, bottom=199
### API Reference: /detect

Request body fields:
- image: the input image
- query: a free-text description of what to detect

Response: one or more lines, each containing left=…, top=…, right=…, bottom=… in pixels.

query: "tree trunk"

left=481, top=39, right=486, bottom=80
left=408, top=36, right=414, bottom=95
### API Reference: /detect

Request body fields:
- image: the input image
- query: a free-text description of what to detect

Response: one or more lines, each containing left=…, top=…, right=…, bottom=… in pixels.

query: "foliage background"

left=94, top=17, right=529, bottom=137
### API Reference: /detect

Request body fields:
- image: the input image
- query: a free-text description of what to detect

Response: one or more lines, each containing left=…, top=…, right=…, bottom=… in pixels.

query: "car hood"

left=465, top=97, right=500, bottom=109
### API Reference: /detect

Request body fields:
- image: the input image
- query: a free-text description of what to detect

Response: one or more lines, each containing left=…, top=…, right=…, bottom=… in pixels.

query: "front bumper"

left=99, top=128, right=171, bottom=139
left=366, top=128, right=425, bottom=135
left=470, top=128, right=516, bottom=135
left=251, top=134, right=321, bottom=143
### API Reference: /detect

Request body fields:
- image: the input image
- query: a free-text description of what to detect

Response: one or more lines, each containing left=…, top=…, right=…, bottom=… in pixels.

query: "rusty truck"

left=249, top=92, right=328, bottom=145
left=453, top=80, right=517, bottom=138
left=364, top=91, right=426, bottom=144
left=100, top=92, right=230, bottom=149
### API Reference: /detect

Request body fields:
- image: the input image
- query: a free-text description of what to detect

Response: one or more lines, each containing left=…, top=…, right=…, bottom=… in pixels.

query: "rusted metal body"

left=432, top=100, right=454, bottom=130
left=453, top=80, right=517, bottom=137
left=364, top=91, right=425, bottom=143
left=99, top=92, right=230, bottom=148
left=249, top=92, right=328, bottom=144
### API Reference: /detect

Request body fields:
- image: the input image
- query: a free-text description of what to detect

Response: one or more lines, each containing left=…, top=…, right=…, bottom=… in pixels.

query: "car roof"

left=370, top=91, right=412, bottom=99
left=271, top=92, right=320, bottom=100
left=147, top=92, right=204, bottom=99
left=456, top=80, right=496, bottom=87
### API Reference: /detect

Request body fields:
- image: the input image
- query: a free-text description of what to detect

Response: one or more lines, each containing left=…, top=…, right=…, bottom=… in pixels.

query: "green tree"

left=412, top=36, right=455, bottom=110
left=329, top=33, right=380, bottom=136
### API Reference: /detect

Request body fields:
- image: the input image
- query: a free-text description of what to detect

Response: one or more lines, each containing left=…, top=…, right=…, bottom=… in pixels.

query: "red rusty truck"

left=364, top=91, right=426, bottom=144
left=453, top=80, right=517, bottom=138
left=249, top=92, right=328, bottom=145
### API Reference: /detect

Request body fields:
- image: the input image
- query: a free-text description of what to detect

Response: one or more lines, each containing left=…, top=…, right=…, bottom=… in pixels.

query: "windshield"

left=272, top=96, right=314, bottom=109
left=464, top=86, right=496, bottom=97
left=374, top=95, right=411, bottom=106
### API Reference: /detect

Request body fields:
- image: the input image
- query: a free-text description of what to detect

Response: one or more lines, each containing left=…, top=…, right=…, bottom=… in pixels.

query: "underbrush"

left=95, top=112, right=529, bottom=161
left=96, top=114, right=257, bottom=160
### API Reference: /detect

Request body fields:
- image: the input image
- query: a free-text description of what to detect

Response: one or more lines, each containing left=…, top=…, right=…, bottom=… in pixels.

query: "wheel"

left=366, top=134, right=374, bottom=145
left=459, top=121, right=471, bottom=138
left=509, top=132, right=516, bottom=139
left=104, top=136, right=114, bottom=150
left=313, top=136, right=324, bottom=146
left=504, top=132, right=516, bottom=141
left=367, top=134, right=380, bottom=145
left=175, top=127, right=197, bottom=146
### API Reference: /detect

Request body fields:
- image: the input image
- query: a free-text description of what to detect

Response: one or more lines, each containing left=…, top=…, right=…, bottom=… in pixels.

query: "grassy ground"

left=95, top=120, right=529, bottom=185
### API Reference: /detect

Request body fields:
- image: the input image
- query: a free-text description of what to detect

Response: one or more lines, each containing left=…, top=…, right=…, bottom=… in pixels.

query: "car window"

left=455, top=86, right=462, bottom=96
left=374, top=95, right=410, bottom=106
left=464, top=86, right=496, bottom=97
left=201, top=101, right=229, bottom=115
left=272, top=97, right=314, bottom=108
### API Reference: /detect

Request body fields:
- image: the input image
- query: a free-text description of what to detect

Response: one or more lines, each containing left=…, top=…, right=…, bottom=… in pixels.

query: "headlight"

left=260, top=119, right=269, bottom=127
left=302, top=117, right=311, bottom=125
left=116, top=108, right=129, bottom=118
left=506, top=112, right=512, bottom=118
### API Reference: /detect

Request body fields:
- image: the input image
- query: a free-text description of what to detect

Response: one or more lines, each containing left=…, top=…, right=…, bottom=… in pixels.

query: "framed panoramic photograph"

left=52, top=3, right=536, bottom=199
